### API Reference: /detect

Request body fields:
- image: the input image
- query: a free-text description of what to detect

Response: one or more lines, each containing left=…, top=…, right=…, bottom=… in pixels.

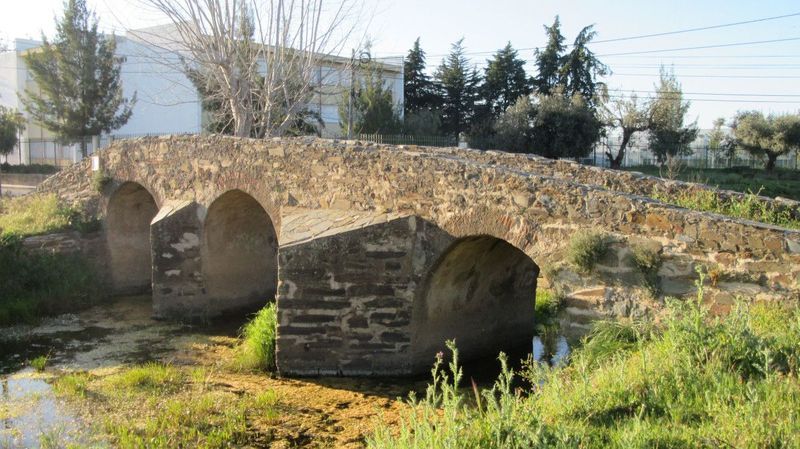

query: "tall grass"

left=369, top=277, right=800, bottom=448
left=0, top=195, right=101, bottom=326
left=0, top=195, right=75, bottom=238
left=0, top=235, right=98, bottom=326
left=654, top=188, right=800, bottom=229
left=234, top=303, right=278, bottom=372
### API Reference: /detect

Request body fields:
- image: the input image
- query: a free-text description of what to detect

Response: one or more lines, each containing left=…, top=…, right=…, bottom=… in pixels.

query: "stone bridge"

left=37, top=136, right=800, bottom=376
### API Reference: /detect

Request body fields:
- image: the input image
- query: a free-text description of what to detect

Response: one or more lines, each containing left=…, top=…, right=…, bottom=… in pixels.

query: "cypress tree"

left=404, top=38, right=439, bottom=113
left=22, top=0, right=135, bottom=157
left=435, top=39, right=481, bottom=137
left=482, top=43, right=531, bottom=117
left=532, top=16, right=566, bottom=96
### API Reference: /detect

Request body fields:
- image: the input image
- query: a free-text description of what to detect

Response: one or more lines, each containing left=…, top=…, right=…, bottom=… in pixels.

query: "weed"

left=91, top=170, right=111, bottom=193
left=105, top=362, right=184, bottom=393
left=30, top=353, right=50, bottom=372
left=0, top=195, right=74, bottom=238
left=628, top=245, right=662, bottom=297
left=653, top=188, right=799, bottom=229
left=234, top=303, right=278, bottom=372
left=567, top=231, right=610, bottom=273
left=0, top=236, right=98, bottom=326
left=54, top=372, right=91, bottom=398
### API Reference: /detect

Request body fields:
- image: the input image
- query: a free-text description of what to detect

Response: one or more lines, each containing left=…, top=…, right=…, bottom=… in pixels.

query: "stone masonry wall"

left=32, top=136, right=800, bottom=373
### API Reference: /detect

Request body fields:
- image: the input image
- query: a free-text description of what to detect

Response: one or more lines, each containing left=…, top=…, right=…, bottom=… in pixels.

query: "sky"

left=2, top=0, right=799, bottom=128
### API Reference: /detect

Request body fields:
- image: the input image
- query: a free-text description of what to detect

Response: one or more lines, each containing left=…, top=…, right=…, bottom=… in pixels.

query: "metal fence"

left=1, top=133, right=194, bottom=169
left=356, top=133, right=457, bottom=148
left=586, top=137, right=800, bottom=171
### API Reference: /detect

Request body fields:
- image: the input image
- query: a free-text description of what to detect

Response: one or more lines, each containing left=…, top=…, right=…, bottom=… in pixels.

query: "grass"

left=233, top=303, right=278, bottom=372
left=566, top=231, right=610, bottom=273
left=0, top=235, right=99, bottom=326
left=627, top=165, right=800, bottom=202
left=30, top=353, right=50, bottom=372
left=0, top=195, right=102, bottom=326
left=368, top=274, right=800, bottom=448
left=54, top=364, right=281, bottom=449
left=0, top=194, right=75, bottom=238
left=628, top=245, right=662, bottom=297
left=653, top=188, right=800, bottom=229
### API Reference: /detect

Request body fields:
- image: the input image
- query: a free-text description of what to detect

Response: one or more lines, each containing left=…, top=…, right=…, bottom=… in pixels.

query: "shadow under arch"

left=202, top=189, right=279, bottom=313
left=106, top=181, right=159, bottom=294
left=411, top=234, right=539, bottom=371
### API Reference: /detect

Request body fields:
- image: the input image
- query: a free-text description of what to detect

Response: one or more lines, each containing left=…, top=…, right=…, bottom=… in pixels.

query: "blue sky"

left=2, top=0, right=799, bottom=128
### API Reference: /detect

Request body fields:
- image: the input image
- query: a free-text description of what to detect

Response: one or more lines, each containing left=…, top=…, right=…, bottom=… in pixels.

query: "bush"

left=567, top=231, right=610, bottom=273
left=628, top=245, right=662, bottom=297
left=0, top=235, right=99, bottom=326
left=234, top=303, right=278, bottom=372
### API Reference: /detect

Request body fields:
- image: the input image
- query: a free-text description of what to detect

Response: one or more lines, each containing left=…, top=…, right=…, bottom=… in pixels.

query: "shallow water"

left=0, top=296, right=572, bottom=447
left=0, top=372, right=95, bottom=449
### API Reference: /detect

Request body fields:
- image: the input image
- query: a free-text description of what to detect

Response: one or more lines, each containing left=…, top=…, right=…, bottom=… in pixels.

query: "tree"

left=602, top=93, right=653, bottom=168
left=338, top=62, right=402, bottom=135
left=404, top=38, right=440, bottom=114
left=22, top=0, right=134, bottom=157
left=733, top=111, right=800, bottom=171
left=482, top=43, right=531, bottom=117
left=0, top=107, right=26, bottom=196
left=492, top=95, right=534, bottom=153
left=143, top=0, right=362, bottom=138
left=559, top=25, right=609, bottom=107
left=648, top=68, right=698, bottom=165
left=530, top=87, right=602, bottom=159
left=435, top=39, right=481, bottom=137
left=532, top=17, right=566, bottom=96
left=708, top=117, right=737, bottom=166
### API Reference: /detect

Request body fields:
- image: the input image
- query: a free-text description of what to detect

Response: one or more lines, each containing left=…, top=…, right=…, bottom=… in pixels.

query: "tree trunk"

left=765, top=153, right=778, bottom=171
left=607, top=129, right=632, bottom=169
left=80, top=138, right=88, bottom=159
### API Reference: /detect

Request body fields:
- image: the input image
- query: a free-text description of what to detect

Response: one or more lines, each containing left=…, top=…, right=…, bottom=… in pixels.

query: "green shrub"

left=628, top=245, right=662, bottom=297
left=567, top=231, right=610, bottom=273
left=234, top=303, right=278, bottom=372
left=91, top=170, right=111, bottom=192
left=0, top=235, right=99, bottom=326
left=30, top=354, right=50, bottom=372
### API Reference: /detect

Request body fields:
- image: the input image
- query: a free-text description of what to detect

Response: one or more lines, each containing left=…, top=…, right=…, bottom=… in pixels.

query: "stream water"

left=0, top=297, right=570, bottom=448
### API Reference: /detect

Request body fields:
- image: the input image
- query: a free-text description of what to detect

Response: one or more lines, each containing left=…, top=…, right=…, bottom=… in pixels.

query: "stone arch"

left=106, top=181, right=159, bottom=294
left=202, top=189, right=279, bottom=312
left=411, top=234, right=540, bottom=371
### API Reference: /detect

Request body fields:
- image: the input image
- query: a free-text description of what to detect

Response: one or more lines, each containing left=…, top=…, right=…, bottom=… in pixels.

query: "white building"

left=0, top=25, right=403, bottom=166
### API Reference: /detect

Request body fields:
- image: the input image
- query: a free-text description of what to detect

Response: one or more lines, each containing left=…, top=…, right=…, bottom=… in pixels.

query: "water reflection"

left=0, top=373, right=92, bottom=448
left=532, top=335, right=570, bottom=367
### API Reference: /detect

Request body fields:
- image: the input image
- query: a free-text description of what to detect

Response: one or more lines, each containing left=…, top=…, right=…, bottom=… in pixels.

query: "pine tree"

left=560, top=25, right=609, bottom=107
left=22, top=0, right=135, bottom=157
left=532, top=16, right=566, bottom=96
left=482, top=43, right=531, bottom=117
left=339, top=62, right=402, bottom=135
left=404, top=38, right=439, bottom=113
left=435, top=39, right=481, bottom=137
